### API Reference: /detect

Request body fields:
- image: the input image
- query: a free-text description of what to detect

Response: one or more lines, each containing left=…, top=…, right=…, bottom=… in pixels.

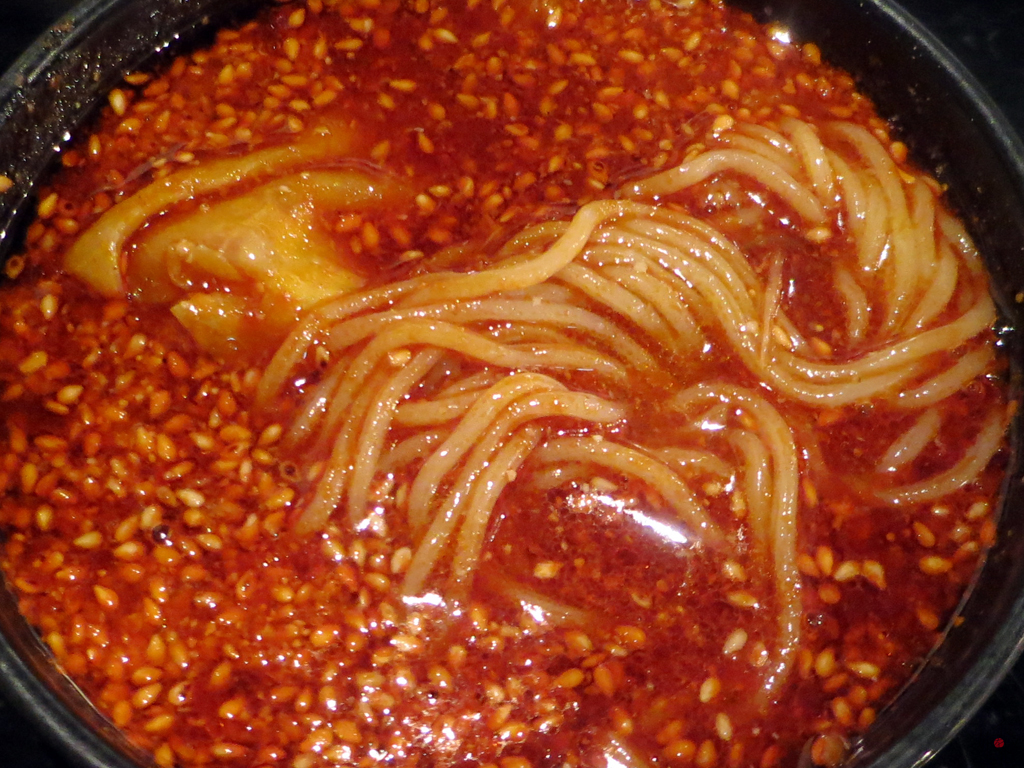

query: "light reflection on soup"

left=0, top=1, right=1010, bottom=768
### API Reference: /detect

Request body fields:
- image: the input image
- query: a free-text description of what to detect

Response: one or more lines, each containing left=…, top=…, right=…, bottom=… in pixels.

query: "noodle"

left=194, top=115, right=1008, bottom=694
left=449, top=426, right=543, bottom=597
left=532, top=437, right=716, bottom=538
left=897, top=346, right=995, bottom=408
left=877, top=409, right=943, bottom=474
left=878, top=408, right=1007, bottom=505
left=627, top=149, right=828, bottom=225
left=669, top=384, right=802, bottom=693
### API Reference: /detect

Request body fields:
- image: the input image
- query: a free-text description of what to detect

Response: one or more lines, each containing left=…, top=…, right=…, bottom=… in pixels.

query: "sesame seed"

left=699, top=677, right=720, bottom=703
left=919, top=556, right=953, bottom=575
left=722, top=629, right=748, bottom=655
left=108, top=89, right=128, bottom=117
left=74, top=531, right=103, bottom=549
left=832, top=561, right=860, bottom=582
left=847, top=661, right=881, bottom=680
left=389, top=79, right=417, bottom=93
left=726, top=591, right=759, bottom=609
left=176, top=489, right=206, bottom=508
left=715, top=712, right=733, bottom=741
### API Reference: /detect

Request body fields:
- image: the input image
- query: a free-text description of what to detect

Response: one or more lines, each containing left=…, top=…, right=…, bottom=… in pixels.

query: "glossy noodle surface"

left=0, top=1, right=1011, bottom=768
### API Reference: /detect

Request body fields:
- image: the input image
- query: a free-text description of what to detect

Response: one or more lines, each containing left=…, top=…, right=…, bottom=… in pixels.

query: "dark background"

left=2, top=0, right=1024, bottom=767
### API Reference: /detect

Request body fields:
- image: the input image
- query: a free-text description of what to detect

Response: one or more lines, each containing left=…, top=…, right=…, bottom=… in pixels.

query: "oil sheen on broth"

left=0, top=1, right=1010, bottom=768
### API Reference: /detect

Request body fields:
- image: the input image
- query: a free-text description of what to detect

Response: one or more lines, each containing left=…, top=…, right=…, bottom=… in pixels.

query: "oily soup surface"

left=0, top=2, right=1010, bottom=768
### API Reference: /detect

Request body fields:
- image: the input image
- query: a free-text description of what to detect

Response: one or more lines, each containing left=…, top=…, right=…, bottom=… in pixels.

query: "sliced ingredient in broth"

left=0, top=1, right=1010, bottom=768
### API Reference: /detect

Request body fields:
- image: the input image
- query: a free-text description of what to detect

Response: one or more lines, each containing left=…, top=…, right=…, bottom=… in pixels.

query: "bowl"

left=1, top=1, right=1023, bottom=767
